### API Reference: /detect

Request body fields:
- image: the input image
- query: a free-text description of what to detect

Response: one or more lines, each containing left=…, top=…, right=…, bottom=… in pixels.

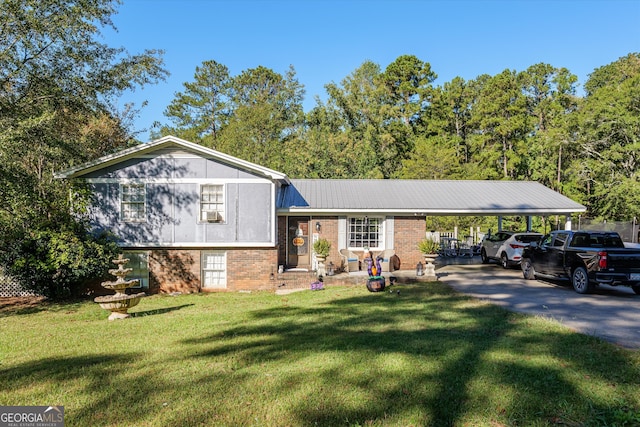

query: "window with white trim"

left=200, top=184, right=225, bottom=223
left=202, top=251, right=227, bottom=289
left=122, top=251, right=149, bottom=289
left=121, top=183, right=146, bottom=222
left=348, top=217, right=383, bottom=250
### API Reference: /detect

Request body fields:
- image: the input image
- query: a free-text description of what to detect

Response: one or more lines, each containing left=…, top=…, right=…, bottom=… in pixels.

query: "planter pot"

left=316, top=255, right=327, bottom=277
left=423, top=254, right=437, bottom=264
left=422, top=254, right=437, bottom=280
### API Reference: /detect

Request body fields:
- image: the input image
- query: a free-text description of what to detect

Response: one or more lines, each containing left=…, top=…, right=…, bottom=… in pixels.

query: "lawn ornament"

left=94, top=255, right=145, bottom=320
left=365, top=255, right=386, bottom=292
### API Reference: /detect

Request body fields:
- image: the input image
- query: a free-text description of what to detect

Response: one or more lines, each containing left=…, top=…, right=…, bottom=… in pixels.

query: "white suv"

left=481, top=232, right=543, bottom=268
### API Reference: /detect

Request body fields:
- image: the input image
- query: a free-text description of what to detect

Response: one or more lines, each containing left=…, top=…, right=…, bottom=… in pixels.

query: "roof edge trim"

left=55, top=135, right=290, bottom=184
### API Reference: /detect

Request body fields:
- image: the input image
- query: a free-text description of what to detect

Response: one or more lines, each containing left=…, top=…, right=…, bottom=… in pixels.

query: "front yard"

left=1, top=282, right=639, bottom=426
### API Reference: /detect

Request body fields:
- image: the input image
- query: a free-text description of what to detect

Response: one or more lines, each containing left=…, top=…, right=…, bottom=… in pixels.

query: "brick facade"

left=309, top=216, right=341, bottom=269
left=392, top=216, right=427, bottom=271
left=149, top=249, right=200, bottom=294
left=226, top=247, right=279, bottom=290
left=126, top=216, right=426, bottom=295
left=276, top=215, right=425, bottom=274
left=145, top=247, right=277, bottom=293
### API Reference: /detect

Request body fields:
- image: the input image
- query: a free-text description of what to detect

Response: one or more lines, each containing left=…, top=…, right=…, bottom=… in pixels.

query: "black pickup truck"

left=520, top=230, right=640, bottom=294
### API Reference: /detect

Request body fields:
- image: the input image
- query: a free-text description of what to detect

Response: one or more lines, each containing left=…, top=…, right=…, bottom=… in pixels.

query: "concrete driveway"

left=437, top=263, right=640, bottom=349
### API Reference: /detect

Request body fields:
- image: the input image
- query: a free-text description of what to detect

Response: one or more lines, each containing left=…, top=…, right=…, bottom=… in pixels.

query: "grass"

left=1, top=282, right=640, bottom=426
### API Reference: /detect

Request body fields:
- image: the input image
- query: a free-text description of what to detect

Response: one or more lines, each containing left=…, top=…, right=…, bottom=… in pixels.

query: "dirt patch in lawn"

left=0, top=296, right=47, bottom=315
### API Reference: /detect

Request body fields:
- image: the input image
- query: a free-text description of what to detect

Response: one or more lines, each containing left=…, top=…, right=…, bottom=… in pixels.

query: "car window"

left=570, top=233, right=590, bottom=247
left=515, top=234, right=541, bottom=243
left=497, top=232, right=512, bottom=241
left=552, top=233, right=569, bottom=247
left=602, top=233, right=624, bottom=248
left=540, top=234, right=553, bottom=246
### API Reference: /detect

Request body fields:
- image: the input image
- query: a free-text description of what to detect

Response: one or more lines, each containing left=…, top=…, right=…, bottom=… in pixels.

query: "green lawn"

left=1, top=282, right=639, bottom=426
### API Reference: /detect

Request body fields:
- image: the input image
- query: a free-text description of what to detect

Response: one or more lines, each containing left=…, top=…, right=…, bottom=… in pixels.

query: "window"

left=348, top=217, right=382, bottom=249
left=200, top=184, right=225, bottom=223
left=552, top=232, right=569, bottom=247
left=121, top=183, right=146, bottom=222
left=122, top=251, right=149, bottom=289
left=202, top=251, right=226, bottom=289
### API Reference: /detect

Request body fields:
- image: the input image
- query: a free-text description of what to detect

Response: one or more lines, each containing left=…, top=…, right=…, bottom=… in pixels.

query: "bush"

left=0, top=226, right=120, bottom=299
left=313, top=238, right=331, bottom=257
left=418, top=238, right=440, bottom=254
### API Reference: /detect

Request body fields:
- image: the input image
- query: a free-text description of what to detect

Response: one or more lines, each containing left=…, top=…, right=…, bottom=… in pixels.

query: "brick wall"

left=149, top=249, right=201, bottom=293
left=226, top=247, right=278, bottom=290
left=147, top=247, right=278, bottom=293
left=311, top=216, right=340, bottom=268
left=393, top=216, right=426, bottom=271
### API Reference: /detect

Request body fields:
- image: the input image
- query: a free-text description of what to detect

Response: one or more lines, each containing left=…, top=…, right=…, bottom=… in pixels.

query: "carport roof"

left=277, top=179, right=586, bottom=216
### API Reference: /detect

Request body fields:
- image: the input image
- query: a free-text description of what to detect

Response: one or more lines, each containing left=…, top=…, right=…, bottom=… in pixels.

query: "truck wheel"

left=572, top=266, right=593, bottom=294
left=481, top=248, right=489, bottom=264
left=521, top=258, right=536, bottom=280
left=632, top=285, right=640, bottom=295
left=500, top=253, right=509, bottom=269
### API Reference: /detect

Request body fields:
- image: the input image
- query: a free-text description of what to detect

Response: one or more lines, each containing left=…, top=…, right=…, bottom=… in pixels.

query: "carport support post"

left=497, top=216, right=503, bottom=231
left=526, top=216, right=532, bottom=231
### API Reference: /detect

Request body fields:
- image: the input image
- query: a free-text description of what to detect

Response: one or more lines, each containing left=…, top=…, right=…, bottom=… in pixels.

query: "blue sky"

left=103, top=0, right=640, bottom=140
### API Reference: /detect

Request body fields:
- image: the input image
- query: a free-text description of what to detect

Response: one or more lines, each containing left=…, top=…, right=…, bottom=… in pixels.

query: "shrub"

left=418, top=238, right=440, bottom=254
left=0, top=226, right=120, bottom=299
left=313, top=238, right=331, bottom=257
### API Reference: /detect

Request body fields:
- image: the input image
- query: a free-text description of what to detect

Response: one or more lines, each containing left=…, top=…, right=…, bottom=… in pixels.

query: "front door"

left=287, top=217, right=310, bottom=269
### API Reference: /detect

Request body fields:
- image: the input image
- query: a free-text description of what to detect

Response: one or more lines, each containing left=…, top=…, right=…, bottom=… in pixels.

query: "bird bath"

left=94, top=255, right=145, bottom=320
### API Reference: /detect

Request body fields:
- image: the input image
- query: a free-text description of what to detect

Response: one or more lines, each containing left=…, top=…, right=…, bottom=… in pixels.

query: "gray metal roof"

left=277, top=179, right=586, bottom=215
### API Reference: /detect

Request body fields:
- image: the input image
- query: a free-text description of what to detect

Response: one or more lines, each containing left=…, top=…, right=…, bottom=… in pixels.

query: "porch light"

left=416, top=261, right=424, bottom=276
left=316, top=221, right=321, bottom=232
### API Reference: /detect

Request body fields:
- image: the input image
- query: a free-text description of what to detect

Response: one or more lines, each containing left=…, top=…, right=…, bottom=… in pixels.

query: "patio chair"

left=340, top=249, right=360, bottom=273
left=378, top=249, right=397, bottom=272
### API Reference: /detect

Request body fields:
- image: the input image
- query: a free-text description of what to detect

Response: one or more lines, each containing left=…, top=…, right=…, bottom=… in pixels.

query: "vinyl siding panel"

left=83, top=149, right=275, bottom=247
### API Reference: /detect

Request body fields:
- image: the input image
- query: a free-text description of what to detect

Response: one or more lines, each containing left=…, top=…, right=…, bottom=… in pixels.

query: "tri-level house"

left=56, top=135, right=586, bottom=294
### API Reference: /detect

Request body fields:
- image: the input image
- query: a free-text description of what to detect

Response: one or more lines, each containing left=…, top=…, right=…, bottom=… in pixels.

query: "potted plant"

left=313, top=238, right=331, bottom=259
left=313, top=238, right=331, bottom=276
left=418, top=238, right=439, bottom=279
left=418, top=238, right=439, bottom=256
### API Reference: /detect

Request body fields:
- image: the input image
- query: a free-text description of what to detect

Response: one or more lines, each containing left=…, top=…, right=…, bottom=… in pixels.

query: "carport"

left=281, top=179, right=586, bottom=230
left=278, top=179, right=587, bottom=271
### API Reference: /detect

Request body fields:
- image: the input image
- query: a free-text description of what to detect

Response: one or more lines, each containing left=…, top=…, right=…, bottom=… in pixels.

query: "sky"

left=102, top=0, right=640, bottom=140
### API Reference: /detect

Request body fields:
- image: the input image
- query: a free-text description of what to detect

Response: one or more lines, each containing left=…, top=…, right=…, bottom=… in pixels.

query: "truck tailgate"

left=607, top=250, right=640, bottom=270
